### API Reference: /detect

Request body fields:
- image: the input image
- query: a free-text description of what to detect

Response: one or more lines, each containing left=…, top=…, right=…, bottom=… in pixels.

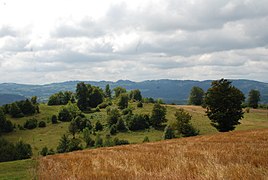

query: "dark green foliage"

left=248, top=89, right=260, bottom=109
left=47, top=91, right=74, bottom=105
left=97, top=102, right=110, bottom=109
left=76, top=82, right=89, bottom=111
left=118, top=93, right=129, bottom=109
left=57, top=134, right=70, bottom=153
left=110, top=124, right=117, bottom=135
left=107, top=107, right=121, bottom=127
left=69, top=138, right=82, bottom=151
left=76, top=82, right=104, bottom=111
left=129, top=89, right=142, bottom=101
left=205, top=79, right=245, bottom=132
left=137, top=101, right=143, bottom=108
left=58, top=108, right=72, bottom=122
left=163, top=125, right=175, bottom=139
left=20, top=99, right=36, bottom=115
left=83, top=128, right=95, bottom=148
left=40, top=147, right=48, bottom=156
left=51, top=115, right=57, bottom=124
left=103, top=135, right=114, bottom=147
left=95, top=134, right=103, bottom=147
left=95, top=120, right=103, bottom=131
left=0, top=108, right=13, bottom=133
left=14, top=140, right=32, bottom=160
left=69, top=120, right=79, bottom=139
left=9, top=102, right=24, bottom=118
left=150, top=103, right=167, bottom=128
left=105, top=84, right=112, bottom=98
left=58, top=102, right=81, bottom=122
left=188, top=86, right=205, bottom=105
left=31, top=96, right=37, bottom=104
left=143, top=136, right=150, bottom=142
left=38, top=121, right=46, bottom=128
left=113, top=86, right=127, bottom=98
left=116, top=118, right=128, bottom=132
left=174, top=108, right=199, bottom=137
left=24, top=118, right=37, bottom=129
left=0, top=138, right=16, bottom=162
left=143, top=97, right=155, bottom=103
left=113, top=138, right=129, bottom=145
left=122, top=107, right=133, bottom=115
left=127, top=114, right=149, bottom=131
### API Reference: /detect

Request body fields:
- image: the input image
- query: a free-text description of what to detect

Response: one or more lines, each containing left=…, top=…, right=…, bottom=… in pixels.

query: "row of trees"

left=188, top=85, right=261, bottom=109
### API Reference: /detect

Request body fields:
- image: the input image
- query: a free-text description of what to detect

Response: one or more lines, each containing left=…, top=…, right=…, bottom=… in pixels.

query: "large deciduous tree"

left=204, top=79, right=245, bottom=132
left=150, top=103, right=167, bottom=128
left=188, top=86, right=204, bottom=105
left=248, top=89, right=260, bottom=109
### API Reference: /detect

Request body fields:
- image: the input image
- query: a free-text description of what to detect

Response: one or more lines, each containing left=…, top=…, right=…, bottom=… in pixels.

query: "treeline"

left=188, top=86, right=263, bottom=109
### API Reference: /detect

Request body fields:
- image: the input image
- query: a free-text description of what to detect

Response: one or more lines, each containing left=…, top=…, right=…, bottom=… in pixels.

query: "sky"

left=0, top=0, right=268, bottom=84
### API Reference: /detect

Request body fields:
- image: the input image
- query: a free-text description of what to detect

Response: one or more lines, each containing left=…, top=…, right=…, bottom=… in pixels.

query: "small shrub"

left=95, top=121, right=103, bottom=131
left=95, top=134, right=103, bottom=148
left=163, top=125, right=175, bottom=139
left=143, top=136, right=150, bottom=142
left=24, top=118, right=37, bottom=129
left=110, top=124, right=117, bottom=135
left=40, top=147, right=48, bottom=156
left=113, top=138, right=129, bottom=145
left=51, top=115, right=58, bottom=124
left=137, top=101, right=143, bottom=108
left=38, top=121, right=46, bottom=128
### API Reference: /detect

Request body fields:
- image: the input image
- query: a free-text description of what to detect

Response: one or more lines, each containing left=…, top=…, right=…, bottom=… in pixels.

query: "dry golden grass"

left=38, top=128, right=268, bottom=180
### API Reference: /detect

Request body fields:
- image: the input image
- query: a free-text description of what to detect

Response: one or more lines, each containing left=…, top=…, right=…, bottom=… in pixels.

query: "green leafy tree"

left=204, top=79, right=245, bottom=132
left=150, top=103, right=167, bottom=128
left=107, top=107, right=121, bottom=127
left=117, top=93, right=129, bottom=109
left=82, top=128, right=95, bottom=148
left=163, top=125, right=175, bottom=139
left=57, top=134, right=70, bottom=153
left=113, top=86, right=127, bottom=98
left=248, top=89, right=260, bottom=109
left=110, top=124, right=117, bottom=135
left=69, top=120, right=79, bottom=139
left=95, top=120, right=103, bottom=131
left=174, top=108, right=199, bottom=137
left=116, top=118, right=128, bottom=132
left=24, top=118, right=38, bottom=129
left=129, top=89, right=142, bottom=101
left=9, top=102, right=24, bottom=118
left=127, top=114, right=149, bottom=131
left=105, top=84, right=112, bottom=98
left=76, top=82, right=89, bottom=111
left=14, top=140, right=32, bottom=160
left=188, top=86, right=205, bottom=105
left=0, top=108, right=13, bottom=133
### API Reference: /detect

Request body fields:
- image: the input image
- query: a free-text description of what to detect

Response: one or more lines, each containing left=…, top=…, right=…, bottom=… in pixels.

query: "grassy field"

left=38, top=128, right=268, bottom=179
left=1, top=103, right=268, bottom=178
left=0, top=159, right=36, bottom=180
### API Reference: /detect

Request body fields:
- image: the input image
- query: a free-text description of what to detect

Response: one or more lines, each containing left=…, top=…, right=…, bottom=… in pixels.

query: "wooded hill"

left=0, top=79, right=267, bottom=105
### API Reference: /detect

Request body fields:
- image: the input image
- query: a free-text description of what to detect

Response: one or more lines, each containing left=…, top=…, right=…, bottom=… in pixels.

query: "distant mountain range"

left=0, top=79, right=267, bottom=105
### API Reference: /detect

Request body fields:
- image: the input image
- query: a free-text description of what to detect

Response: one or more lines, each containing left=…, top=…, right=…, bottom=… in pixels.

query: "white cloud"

left=0, top=0, right=268, bottom=84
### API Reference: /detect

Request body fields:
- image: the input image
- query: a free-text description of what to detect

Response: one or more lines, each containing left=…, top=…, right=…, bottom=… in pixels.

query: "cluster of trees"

left=0, top=138, right=32, bottom=162
left=0, top=108, right=13, bottom=133
left=47, top=91, right=75, bottom=105
left=2, top=97, right=39, bottom=118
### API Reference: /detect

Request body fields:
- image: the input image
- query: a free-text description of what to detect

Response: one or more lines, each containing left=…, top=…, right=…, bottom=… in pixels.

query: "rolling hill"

left=0, top=79, right=267, bottom=105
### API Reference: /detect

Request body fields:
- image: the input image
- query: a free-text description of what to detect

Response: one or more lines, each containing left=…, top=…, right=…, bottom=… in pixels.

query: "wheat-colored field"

left=38, top=128, right=268, bottom=180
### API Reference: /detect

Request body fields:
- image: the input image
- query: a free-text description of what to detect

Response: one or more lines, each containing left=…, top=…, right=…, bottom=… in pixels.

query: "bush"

left=14, top=140, right=32, bottom=160
left=163, top=125, right=175, bottom=139
left=95, top=121, right=103, bottom=131
left=51, top=115, right=58, bottom=124
left=127, top=114, right=149, bottom=131
left=95, top=134, right=103, bottom=148
left=58, top=108, right=72, bottom=122
left=24, top=118, right=37, bottom=129
left=97, top=102, right=109, bottom=109
left=137, top=101, right=143, bottom=108
left=110, top=124, right=117, bottom=135
left=38, top=121, right=46, bottom=128
left=113, top=138, right=129, bottom=145
left=143, top=136, right=150, bottom=142
left=40, top=147, right=48, bottom=156
left=116, top=118, right=128, bottom=132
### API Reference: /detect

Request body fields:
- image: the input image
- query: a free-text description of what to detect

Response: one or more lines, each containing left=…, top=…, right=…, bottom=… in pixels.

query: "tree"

left=127, top=114, right=149, bottom=131
left=204, top=79, right=245, bottom=132
left=24, top=118, right=38, bottom=129
left=51, top=115, right=58, bottom=124
left=9, top=102, right=24, bottom=118
left=150, top=103, right=167, bottom=128
left=0, top=108, right=13, bottom=133
left=14, top=140, right=32, bottom=160
left=95, top=134, right=103, bottom=147
left=83, top=128, right=95, bottom=148
left=107, top=108, right=121, bottom=127
left=116, top=118, right=128, bottom=132
left=113, top=86, right=126, bottom=98
left=38, top=121, right=46, bottom=128
left=76, top=82, right=89, bottom=111
left=57, top=134, right=70, bottom=153
left=129, top=89, right=142, bottom=101
left=58, top=108, right=72, bottom=122
left=95, top=120, right=103, bottom=131
left=248, top=89, right=260, bottom=109
left=174, top=108, right=199, bottom=137
left=163, top=125, right=175, bottom=139
left=188, top=86, right=205, bottom=105
left=105, top=84, right=112, bottom=98
left=69, top=120, right=79, bottom=139
left=110, top=124, right=117, bottom=135
left=117, top=93, right=129, bottom=109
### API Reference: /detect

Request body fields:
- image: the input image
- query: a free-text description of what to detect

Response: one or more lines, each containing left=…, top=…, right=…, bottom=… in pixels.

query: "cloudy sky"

left=0, top=0, right=268, bottom=84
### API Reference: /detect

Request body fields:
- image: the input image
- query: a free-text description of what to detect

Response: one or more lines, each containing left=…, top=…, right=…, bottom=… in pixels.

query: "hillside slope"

left=0, top=79, right=268, bottom=104
left=38, top=128, right=268, bottom=180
